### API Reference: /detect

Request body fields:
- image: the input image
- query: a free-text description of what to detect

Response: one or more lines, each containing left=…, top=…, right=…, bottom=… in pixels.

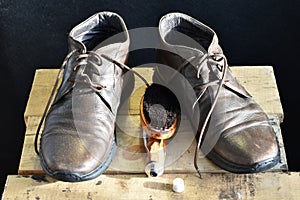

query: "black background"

left=0, top=0, right=299, bottom=195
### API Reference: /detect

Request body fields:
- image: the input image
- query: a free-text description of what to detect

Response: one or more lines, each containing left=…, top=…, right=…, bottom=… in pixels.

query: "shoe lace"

left=70, top=51, right=106, bottom=92
left=179, top=52, right=229, bottom=178
left=34, top=49, right=149, bottom=156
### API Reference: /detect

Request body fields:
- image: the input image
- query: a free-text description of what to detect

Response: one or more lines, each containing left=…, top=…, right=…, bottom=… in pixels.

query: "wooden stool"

left=3, top=66, right=299, bottom=199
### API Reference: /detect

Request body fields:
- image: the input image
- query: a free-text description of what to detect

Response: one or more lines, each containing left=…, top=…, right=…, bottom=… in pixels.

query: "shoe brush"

left=140, top=83, right=180, bottom=177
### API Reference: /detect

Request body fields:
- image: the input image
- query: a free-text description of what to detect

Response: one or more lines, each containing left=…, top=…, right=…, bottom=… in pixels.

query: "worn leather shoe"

left=156, top=12, right=280, bottom=175
left=34, top=11, right=130, bottom=182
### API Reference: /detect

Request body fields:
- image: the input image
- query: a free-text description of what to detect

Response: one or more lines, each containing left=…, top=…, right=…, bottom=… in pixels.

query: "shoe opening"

left=159, top=13, right=214, bottom=50
left=70, top=12, right=128, bottom=50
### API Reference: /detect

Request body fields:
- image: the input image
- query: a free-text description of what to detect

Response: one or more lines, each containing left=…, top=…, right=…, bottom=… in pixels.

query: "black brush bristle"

left=143, top=83, right=180, bottom=129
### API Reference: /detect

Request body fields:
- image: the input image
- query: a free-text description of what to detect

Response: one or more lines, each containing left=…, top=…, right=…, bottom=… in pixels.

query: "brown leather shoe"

left=34, top=11, right=130, bottom=182
left=156, top=12, right=280, bottom=175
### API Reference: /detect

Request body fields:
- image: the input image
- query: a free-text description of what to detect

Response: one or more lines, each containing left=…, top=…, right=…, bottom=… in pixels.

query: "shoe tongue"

left=181, top=60, right=212, bottom=88
left=68, top=36, right=87, bottom=52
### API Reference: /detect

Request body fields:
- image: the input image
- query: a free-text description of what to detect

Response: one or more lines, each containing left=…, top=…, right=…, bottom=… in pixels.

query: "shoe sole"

left=39, top=138, right=117, bottom=182
left=206, top=149, right=281, bottom=173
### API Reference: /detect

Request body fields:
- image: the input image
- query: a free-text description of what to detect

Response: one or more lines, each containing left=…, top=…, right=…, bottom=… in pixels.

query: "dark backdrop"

left=0, top=0, right=299, bottom=194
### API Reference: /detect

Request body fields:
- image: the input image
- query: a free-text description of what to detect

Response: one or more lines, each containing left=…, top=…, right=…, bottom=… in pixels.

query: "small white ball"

left=172, top=178, right=184, bottom=193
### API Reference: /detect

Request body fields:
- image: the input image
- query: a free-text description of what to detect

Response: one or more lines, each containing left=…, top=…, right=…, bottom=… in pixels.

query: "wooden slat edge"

left=3, top=172, right=300, bottom=200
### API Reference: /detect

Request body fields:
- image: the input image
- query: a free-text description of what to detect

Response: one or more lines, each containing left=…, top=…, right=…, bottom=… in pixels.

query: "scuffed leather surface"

left=157, top=12, right=279, bottom=169
left=40, top=12, right=129, bottom=176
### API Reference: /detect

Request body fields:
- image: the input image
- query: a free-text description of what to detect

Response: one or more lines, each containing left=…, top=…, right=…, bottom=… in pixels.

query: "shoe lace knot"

left=69, top=49, right=106, bottom=92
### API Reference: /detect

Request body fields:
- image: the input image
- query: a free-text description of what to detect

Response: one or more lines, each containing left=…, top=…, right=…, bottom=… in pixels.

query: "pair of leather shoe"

left=35, top=11, right=280, bottom=182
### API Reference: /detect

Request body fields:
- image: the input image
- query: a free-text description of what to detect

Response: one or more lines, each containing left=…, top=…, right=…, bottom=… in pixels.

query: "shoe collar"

left=67, top=11, right=129, bottom=54
left=158, top=12, right=222, bottom=59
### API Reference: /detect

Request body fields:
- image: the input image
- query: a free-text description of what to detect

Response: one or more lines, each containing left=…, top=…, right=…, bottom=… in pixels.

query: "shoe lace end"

left=196, top=168, right=203, bottom=179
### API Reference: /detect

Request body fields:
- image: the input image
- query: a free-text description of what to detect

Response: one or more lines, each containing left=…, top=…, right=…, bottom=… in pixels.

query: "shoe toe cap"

left=40, top=132, right=114, bottom=181
left=212, top=125, right=279, bottom=171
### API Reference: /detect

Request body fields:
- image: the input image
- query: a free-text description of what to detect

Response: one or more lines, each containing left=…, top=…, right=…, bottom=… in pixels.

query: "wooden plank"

left=23, top=66, right=284, bottom=121
left=19, top=116, right=223, bottom=175
left=231, top=66, right=283, bottom=122
left=3, top=172, right=300, bottom=199
left=18, top=66, right=287, bottom=175
left=18, top=114, right=287, bottom=175
left=24, top=69, right=60, bottom=125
